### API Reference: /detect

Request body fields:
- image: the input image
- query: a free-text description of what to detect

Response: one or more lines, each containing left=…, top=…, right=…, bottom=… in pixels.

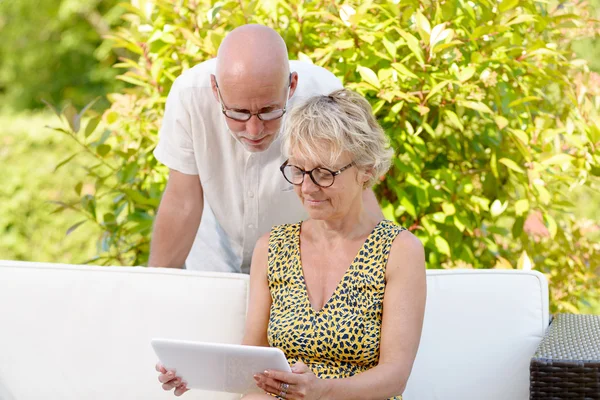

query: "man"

left=150, top=24, right=381, bottom=273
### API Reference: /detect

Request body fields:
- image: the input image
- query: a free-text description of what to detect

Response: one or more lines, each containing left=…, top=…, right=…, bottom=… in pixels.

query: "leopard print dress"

left=266, top=220, right=406, bottom=400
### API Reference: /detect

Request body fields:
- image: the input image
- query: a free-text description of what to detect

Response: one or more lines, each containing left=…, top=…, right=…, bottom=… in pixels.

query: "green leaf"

left=517, top=250, right=533, bottom=271
left=334, top=39, right=355, bottom=49
left=457, top=100, right=493, bottom=114
left=471, top=196, right=491, bottom=211
left=400, top=196, right=417, bottom=218
left=491, top=151, right=499, bottom=178
left=117, top=75, right=150, bottom=87
left=391, top=101, right=404, bottom=114
left=558, top=302, right=581, bottom=314
left=97, top=144, right=111, bottom=157
left=512, top=216, right=525, bottom=237
left=445, top=110, right=464, bottom=131
left=453, top=215, right=466, bottom=232
left=534, top=184, right=551, bottom=205
left=63, top=104, right=80, bottom=133
left=103, top=213, right=116, bottom=226
left=391, top=63, right=419, bottom=80
left=442, top=202, right=456, bottom=215
left=54, top=152, right=80, bottom=172
left=508, top=96, right=542, bottom=108
left=499, top=0, right=519, bottom=13
left=508, top=129, right=529, bottom=144
left=178, top=28, right=203, bottom=47
left=425, top=80, right=453, bottom=101
left=415, top=11, right=431, bottom=34
left=495, top=256, right=514, bottom=269
left=506, top=14, right=537, bottom=26
left=397, top=29, right=425, bottom=64
left=515, top=199, right=529, bottom=216
left=106, top=111, right=118, bottom=125
left=458, top=66, right=476, bottom=82
left=429, top=23, right=452, bottom=48
left=499, top=158, right=524, bottom=173
left=382, top=37, right=396, bottom=59
left=81, top=195, right=97, bottom=219
left=42, top=99, right=63, bottom=122
left=75, top=182, right=83, bottom=196
left=382, top=202, right=396, bottom=222
left=435, top=236, right=451, bottom=256
left=85, top=116, right=101, bottom=138
left=495, top=116, right=509, bottom=130
left=66, top=220, right=87, bottom=236
left=491, top=199, right=508, bottom=217
left=357, top=66, right=381, bottom=88
left=541, top=154, right=574, bottom=167
left=543, top=213, right=558, bottom=239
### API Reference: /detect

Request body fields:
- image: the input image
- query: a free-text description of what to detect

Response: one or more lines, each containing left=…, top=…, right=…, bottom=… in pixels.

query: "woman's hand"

left=156, top=362, right=189, bottom=396
left=254, top=361, right=328, bottom=400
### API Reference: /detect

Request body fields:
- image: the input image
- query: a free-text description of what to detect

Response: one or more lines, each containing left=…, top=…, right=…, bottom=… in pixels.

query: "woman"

left=158, top=89, right=426, bottom=399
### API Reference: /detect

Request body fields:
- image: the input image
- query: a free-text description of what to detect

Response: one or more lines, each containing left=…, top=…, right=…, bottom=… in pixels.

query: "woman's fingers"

left=155, top=362, right=166, bottom=373
left=162, top=377, right=181, bottom=389
left=291, top=361, right=309, bottom=373
left=255, top=374, right=294, bottom=398
left=174, top=382, right=189, bottom=396
left=158, top=370, right=178, bottom=384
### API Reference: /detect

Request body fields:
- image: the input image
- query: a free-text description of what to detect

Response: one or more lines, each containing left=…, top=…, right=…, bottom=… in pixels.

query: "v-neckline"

left=295, top=220, right=384, bottom=314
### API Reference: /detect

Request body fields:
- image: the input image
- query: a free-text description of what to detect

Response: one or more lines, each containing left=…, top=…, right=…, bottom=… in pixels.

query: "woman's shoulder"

left=385, top=223, right=426, bottom=277
left=379, top=219, right=408, bottom=233
left=269, top=222, right=301, bottom=239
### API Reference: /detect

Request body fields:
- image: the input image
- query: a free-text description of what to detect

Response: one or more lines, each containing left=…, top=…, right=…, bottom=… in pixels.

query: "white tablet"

left=151, top=338, right=291, bottom=394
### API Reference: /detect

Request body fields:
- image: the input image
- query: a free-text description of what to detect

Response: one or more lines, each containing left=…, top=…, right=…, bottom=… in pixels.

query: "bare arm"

left=148, top=169, right=204, bottom=268
left=363, top=189, right=384, bottom=219
left=321, top=231, right=427, bottom=399
left=242, top=232, right=272, bottom=347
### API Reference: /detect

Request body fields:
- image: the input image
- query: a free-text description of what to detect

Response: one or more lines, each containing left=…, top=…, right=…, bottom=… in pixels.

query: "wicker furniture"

left=531, top=313, right=600, bottom=399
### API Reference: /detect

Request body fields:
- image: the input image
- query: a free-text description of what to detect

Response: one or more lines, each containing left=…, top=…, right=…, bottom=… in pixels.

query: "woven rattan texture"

left=530, top=314, right=600, bottom=399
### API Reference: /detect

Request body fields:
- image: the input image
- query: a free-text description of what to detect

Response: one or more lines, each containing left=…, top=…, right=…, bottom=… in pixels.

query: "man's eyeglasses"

left=215, top=74, right=291, bottom=122
left=279, top=160, right=354, bottom=188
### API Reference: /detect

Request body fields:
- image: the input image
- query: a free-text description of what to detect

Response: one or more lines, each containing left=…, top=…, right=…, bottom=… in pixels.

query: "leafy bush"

left=0, top=113, right=98, bottom=262
left=0, top=0, right=124, bottom=111
left=49, top=0, right=600, bottom=313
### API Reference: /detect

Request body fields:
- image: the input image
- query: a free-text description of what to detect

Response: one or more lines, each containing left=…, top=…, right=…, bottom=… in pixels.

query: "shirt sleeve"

left=153, top=78, right=199, bottom=175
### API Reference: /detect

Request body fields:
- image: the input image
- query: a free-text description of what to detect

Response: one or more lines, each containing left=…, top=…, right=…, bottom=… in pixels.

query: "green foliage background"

left=0, top=0, right=123, bottom=111
left=0, top=113, right=98, bottom=262
left=1, top=0, right=599, bottom=313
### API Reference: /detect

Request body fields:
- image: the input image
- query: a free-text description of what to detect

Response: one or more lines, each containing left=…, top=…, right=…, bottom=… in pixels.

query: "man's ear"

left=289, top=71, right=299, bottom=99
left=210, top=74, right=219, bottom=102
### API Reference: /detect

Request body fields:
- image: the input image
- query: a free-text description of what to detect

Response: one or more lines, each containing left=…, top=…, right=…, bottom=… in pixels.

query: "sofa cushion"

left=403, top=269, right=549, bottom=400
left=0, top=261, right=248, bottom=400
left=0, top=261, right=549, bottom=400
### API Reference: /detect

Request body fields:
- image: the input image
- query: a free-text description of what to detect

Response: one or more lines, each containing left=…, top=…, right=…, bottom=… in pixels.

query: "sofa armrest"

left=529, top=313, right=600, bottom=399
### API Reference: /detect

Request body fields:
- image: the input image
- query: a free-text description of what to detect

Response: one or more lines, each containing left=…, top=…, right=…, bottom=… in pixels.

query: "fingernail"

left=263, top=370, right=269, bottom=376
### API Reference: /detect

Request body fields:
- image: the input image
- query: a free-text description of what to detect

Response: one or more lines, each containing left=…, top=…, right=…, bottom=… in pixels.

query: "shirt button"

left=248, top=191, right=254, bottom=198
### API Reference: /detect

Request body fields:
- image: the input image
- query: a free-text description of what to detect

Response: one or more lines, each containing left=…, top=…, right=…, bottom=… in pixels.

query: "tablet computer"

left=151, top=338, right=291, bottom=394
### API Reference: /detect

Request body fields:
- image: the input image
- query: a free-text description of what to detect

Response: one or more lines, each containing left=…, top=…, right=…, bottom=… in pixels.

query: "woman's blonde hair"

left=281, top=89, right=393, bottom=188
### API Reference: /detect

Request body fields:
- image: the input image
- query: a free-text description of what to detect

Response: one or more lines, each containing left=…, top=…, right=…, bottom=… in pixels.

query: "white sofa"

left=0, top=260, right=549, bottom=400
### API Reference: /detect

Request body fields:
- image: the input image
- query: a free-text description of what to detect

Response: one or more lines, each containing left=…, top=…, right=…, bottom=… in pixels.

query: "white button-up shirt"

left=154, top=59, right=342, bottom=273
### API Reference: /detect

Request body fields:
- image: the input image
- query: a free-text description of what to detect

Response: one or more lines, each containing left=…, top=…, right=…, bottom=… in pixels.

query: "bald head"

left=216, top=25, right=289, bottom=86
